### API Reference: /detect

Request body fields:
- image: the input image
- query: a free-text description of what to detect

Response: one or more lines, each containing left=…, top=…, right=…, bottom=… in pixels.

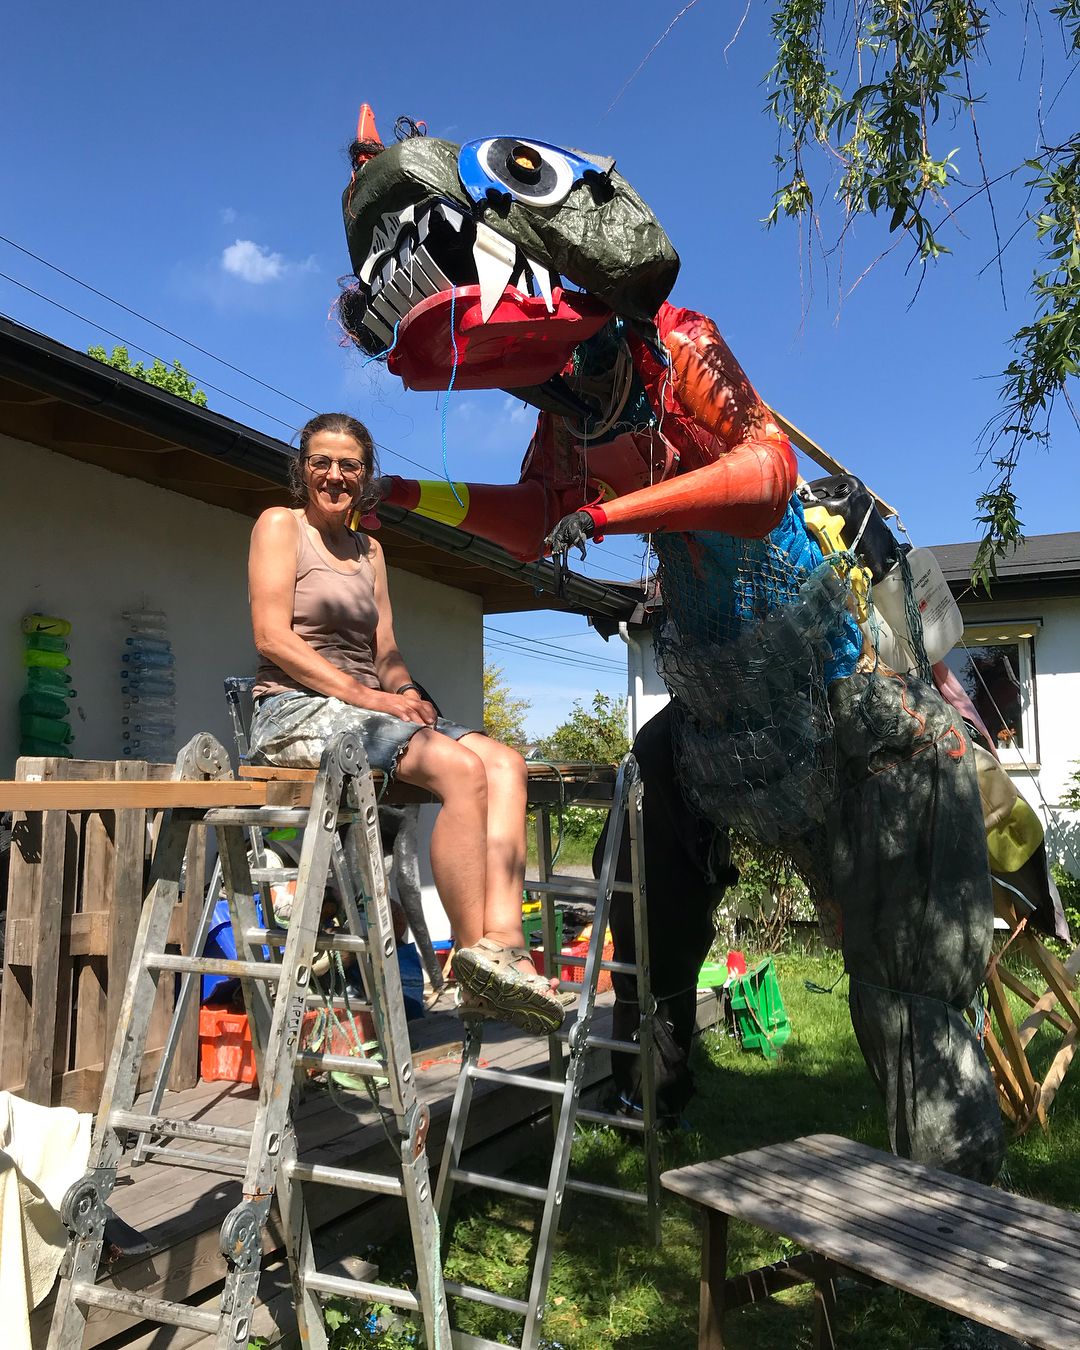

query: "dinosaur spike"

left=354, top=104, right=382, bottom=154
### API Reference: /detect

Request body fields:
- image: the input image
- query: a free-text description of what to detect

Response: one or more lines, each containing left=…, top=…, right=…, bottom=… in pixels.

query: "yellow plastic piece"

left=415, top=480, right=471, bottom=528
left=987, top=795, right=1044, bottom=874
left=803, top=504, right=870, bottom=620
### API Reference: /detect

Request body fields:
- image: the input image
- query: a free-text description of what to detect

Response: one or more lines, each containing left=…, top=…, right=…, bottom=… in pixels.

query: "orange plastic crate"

left=198, top=1005, right=256, bottom=1083
left=198, top=1005, right=377, bottom=1085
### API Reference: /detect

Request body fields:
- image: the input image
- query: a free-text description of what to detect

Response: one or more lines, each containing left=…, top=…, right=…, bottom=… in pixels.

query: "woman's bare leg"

left=459, top=734, right=528, bottom=947
left=393, top=730, right=488, bottom=947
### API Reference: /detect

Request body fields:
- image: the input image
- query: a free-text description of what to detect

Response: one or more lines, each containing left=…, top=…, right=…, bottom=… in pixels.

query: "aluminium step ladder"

left=47, top=730, right=450, bottom=1350
left=435, top=752, right=660, bottom=1350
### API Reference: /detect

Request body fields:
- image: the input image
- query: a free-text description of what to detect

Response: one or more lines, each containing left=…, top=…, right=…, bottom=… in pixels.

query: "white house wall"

left=2, top=434, right=484, bottom=939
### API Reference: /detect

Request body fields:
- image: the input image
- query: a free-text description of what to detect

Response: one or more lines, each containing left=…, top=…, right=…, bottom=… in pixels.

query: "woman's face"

left=302, top=429, right=369, bottom=517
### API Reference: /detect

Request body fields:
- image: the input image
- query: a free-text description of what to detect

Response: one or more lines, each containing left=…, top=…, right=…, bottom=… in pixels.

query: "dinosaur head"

left=339, top=110, right=679, bottom=397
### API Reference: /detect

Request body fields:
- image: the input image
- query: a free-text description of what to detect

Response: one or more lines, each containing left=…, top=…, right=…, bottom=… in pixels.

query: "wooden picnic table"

left=662, top=1132, right=1080, bottom=1349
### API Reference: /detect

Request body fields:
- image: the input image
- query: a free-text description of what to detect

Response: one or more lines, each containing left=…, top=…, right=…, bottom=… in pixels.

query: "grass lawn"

left=327, top=949, right=1080, bottom=1350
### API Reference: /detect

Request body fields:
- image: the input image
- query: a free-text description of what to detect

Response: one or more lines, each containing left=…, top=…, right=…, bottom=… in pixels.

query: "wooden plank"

left=1038, top=1028, right=1080, bottom=1115
left=108, top=760, right=150, bottom=1060
left=168, top=830, right=207, bottom=1092
left=0, top=757, right=52, bottom=1091
left=985, top=969, right=1043, bottom=1126
left=772, top=410, right=899, bottom=519
left=68, top=910, right=112, bottom=956
left=0, top=780, right=270, bottom=810
left=25, top=807, right=72, bottom=1103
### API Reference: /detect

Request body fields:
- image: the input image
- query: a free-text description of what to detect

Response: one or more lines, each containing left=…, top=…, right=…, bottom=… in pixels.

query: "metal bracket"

left=60, top=1171, right=114, bottom=1240
left=407, top=1102, right=431, bottom=1161
left=219, top=1198, right=271, bottom=1270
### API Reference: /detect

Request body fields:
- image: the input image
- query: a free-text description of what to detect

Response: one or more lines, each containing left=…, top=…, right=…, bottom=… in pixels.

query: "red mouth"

left=386, top=284, right=611, bottom=391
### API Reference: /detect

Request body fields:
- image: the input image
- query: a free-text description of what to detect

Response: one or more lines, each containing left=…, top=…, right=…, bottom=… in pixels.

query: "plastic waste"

left=25, top=631, right=68, bottom=654
left=24, top=647, right=71, bottom=670
left=22, top=613, right=72, bottom=637
left=20, top=689, right=70, bottom=720
left=871, top=547, right=964, bottom=669
left=20, top=738, right=73, bottom=758
left=28, top=667, right=75, bottom=692
left=20, top=713, right=73, bottom=744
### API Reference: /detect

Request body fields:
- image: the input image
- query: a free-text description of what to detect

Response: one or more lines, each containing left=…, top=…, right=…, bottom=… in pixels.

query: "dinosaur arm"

left=379, top=475, right=572, bottom=561
left=581, top=435, right=798, bottom=540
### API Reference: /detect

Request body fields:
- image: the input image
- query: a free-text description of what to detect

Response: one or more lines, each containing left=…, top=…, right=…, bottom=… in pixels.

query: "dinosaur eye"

left=458, top=137, right=598, bottom=208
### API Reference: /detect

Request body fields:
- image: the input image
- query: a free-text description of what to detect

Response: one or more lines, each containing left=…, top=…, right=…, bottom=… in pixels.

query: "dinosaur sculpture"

left=337, top=110, right=1005, bottom=1181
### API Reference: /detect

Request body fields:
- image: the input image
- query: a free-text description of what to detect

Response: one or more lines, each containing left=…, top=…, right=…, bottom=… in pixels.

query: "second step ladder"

left=435, top=751, right=659, bottom=1350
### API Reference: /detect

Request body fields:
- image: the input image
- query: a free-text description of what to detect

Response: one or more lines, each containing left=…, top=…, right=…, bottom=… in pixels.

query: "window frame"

left=949, top=620, right=1040, bottom=769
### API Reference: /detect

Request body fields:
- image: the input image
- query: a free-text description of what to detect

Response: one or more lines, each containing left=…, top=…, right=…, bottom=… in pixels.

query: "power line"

left=484, top=639, right=624, bottom=676
left=484, top=623, right=625, bottom=667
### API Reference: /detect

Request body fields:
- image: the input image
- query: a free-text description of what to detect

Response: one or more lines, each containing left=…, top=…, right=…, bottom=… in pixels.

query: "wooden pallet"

left=0, top=756, right=207, bottom=1110
left=979, top=895, right=1080, bottom=1135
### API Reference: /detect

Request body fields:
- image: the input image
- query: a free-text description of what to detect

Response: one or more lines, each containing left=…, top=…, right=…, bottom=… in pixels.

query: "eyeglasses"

left=304, top=455, right=367, bottom=478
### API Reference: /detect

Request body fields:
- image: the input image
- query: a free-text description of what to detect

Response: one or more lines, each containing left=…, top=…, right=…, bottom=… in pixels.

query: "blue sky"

left=4, top=1, right=1076, bottom=738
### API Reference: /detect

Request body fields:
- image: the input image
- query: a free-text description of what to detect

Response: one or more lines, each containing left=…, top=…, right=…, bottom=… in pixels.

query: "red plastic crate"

left=560, top=938, right=614, bottom=994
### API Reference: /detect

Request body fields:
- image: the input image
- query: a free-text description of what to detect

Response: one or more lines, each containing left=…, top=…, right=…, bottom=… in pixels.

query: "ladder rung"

left=304, top=1272, right=419, bottom=1311
left=146, top=953, right=282, bottom=980
left=286, top=1160, right=404, bottom=1196
left=556, top=1032, right=640, bottom=1056
left=576, top=1107, right=646, bottom=1132
left=133, top=1145, right=247, bottom=1177
left=565, top=1177, right=649, bottom=1205
left=468, top=1066, right=563, bottom=1094
left=249, top=927, right=369, bottom=955
left=447, top=1168, right=547, bottom=1202
left=295, top=1050, right=388, bottom=1078
left=72, top=1284, right=219, bottom=1332
left=603, top=959, right=636, bottom=975
left=111, top=1110, right=251, bottom=1149
left=443, top=1279, right=528, bottom=1315
left=202, top=807, right=311, bottom=827
left=303, top=993, right=374, bottom=1012
left=526, top=878, right=635, bottom=897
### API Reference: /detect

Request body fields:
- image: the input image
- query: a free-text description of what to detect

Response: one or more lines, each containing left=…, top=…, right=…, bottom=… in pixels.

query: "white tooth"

left=528, top=259, right=555, bottom=311
left=435, top=203, right=463, bottom=232
left=472, top=222, right=517, bottom=321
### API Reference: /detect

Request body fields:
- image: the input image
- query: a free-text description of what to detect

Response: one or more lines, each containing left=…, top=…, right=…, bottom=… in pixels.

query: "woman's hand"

left=348, top=687, right=436, bottom=726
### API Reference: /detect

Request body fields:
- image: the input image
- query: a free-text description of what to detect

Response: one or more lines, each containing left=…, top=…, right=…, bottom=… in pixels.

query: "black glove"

left=546, top=510, right=596, bottom=560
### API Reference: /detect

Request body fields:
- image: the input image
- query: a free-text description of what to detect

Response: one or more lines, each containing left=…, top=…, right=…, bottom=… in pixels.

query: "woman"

left=248, top=411, right=564, bottom=1034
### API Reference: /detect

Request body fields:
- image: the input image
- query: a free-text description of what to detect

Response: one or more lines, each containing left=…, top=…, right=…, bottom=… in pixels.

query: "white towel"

left=0, top=1090, right=92, bottom=1350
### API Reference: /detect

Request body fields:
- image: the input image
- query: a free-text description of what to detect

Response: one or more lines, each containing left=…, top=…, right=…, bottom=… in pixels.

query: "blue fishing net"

left=653, top=498, right=860, bottom=844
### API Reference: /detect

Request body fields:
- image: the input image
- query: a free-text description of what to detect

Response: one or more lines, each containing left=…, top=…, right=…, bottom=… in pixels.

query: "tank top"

left=253, top=513, right=381, bottom=698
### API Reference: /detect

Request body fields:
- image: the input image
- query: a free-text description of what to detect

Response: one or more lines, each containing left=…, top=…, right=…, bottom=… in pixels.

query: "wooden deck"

left=34, top=988, right=724, bottom=1349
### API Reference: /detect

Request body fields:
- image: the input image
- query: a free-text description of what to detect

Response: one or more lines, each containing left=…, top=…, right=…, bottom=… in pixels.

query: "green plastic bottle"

left=24, top=631, right=68, bottom=653
left=19, top=738, right=73, bottom=758
left=27, top=667, right=75, bottom=693
left=21, top=613, right=72, bottom=637
left=20, top=690, right=70, bottom=720
left=20, top=713, right=73, bottom=744
left=24, top=648, right=71, bottom=670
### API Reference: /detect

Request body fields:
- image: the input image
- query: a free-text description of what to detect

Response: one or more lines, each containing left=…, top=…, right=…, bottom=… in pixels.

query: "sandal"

left=452, top=937, right=567, bottom=1036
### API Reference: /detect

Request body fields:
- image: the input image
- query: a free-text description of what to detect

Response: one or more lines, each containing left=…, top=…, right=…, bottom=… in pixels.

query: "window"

left=942, top=622, right=1039, bottom=766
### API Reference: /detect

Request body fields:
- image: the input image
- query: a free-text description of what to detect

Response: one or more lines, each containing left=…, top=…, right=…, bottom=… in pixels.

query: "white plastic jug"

left=869, top=547, right=964, bottom=669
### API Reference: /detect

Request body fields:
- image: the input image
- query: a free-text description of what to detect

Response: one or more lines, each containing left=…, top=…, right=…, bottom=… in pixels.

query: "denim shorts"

left=248, top=691, right=476, bottom=774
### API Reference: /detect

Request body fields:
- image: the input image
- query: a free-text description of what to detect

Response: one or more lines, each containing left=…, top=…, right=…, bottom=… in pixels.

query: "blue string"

left=359, top=315, right=402, bottom=367
left=440, top=288, right=465, bottom=509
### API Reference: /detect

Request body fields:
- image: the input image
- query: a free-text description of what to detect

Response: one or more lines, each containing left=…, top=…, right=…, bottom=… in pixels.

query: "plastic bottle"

left=22, top=613, right=72, bottom=637
left=122, top=649, right=174, bottom=669
left=20, top=738, right=73, bottom=758
left=20, top=689, right=70, bottom=720
left=20, top=713, right=73, bottom=744
left=871, top=547, right=964, bottom=668
left=125, top=635, right=172, bottom=654
left=25, top=647, right=71, bottom=670
left=28, top=667, right=74, bottom=692
left=123, top=608, right=167, bottom=625
left=25, top=631, right=68, bottom=654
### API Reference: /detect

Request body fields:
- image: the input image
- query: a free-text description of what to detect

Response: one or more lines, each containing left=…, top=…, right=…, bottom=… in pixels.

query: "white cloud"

left=221, top=206, right=238, bottom=225
left=221, top=239, right=286, bottom=283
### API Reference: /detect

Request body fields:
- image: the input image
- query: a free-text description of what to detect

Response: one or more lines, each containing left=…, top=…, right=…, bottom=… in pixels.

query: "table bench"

left=662, top=1133, right=1080, bottom=1349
